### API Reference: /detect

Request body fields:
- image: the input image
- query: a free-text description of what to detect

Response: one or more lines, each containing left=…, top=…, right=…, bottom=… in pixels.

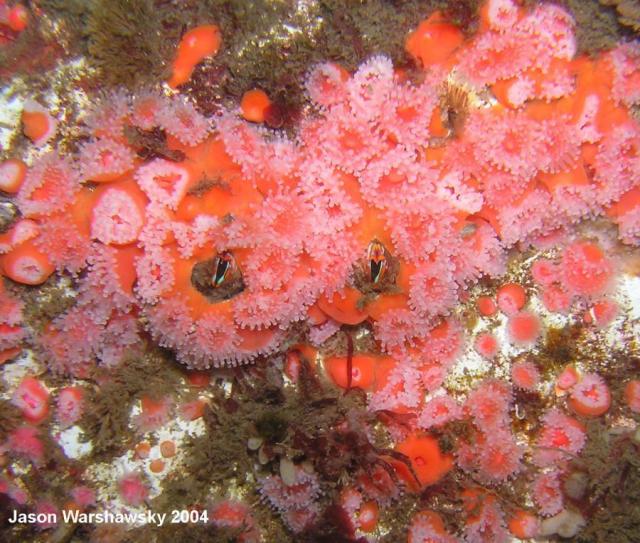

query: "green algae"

left=536, top=323, right=585, bottom=379
left=547, top=0, right=630, bottom=55
left=19, top=0, right=480, bottom=105
left=0, top=515, right=38, bottom=543
left=85, top=0, right=175, bottom=88
left=0, top=10, right=67, bottom=82
left=572, top=421, right=640, bottom=543
left=0, top=399, right=22, bottom=442
left=38, top=0, right=88, bottom=55
left=151, top=357, right=388, bottom=540
left=132, top=523, right=244, bottom=543
left=377, top=493, right=419, bottom=543
left=184, top=0, right=443, bottom=117
left=79, top=348, right=184, bottom=460
left=5, top=275, right=76, bottom=334
left=601, top=0, right=640, bottom=32
left=35, top=0, right=180, bottom=90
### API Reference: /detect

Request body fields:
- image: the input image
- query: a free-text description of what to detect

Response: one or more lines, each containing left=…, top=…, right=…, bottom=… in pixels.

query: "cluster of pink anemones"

left=258, top=465, right=321, bottom=533
left=533, top=408, right=586, bottom=467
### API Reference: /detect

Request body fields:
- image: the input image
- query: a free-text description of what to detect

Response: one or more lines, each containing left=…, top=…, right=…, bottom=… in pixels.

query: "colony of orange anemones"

left=1, top=0, right=640, bottom=540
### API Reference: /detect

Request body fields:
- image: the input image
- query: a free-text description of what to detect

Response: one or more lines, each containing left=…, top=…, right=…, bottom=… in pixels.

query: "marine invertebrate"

left=32, top=213, right=90, bottom=275
left=507, top=509, right=540, bottom=539
left=15, top=152, right=79, bottom=218
left=90, top=184, right=146, bottom=245
left=167, top=25, right=221, bottom=89
left=507, top=311, right=541, bottom=345
left=78, top=138, right=135, bottom=183
left=462, top=488, right=510, bottom=543
left=475, top=429, right=523, bottom=482
left=156, top=96, right=211, bottom=145
left=533, top=408, right=586, bottom=467
left=561, top=241, right=614, bottom=297
left=258, top=464, right=321, bottom=533
left=0, top=159, right=26, bottom=194
left=305, top=62, right=349, bottom=108
left=393, top=433, right=454, bottom=490
left=624, top=380, right=640, bottom=412
left=55, top=386, right=84, bottom=428
left=117, top=472, right=149, bottom=506
left=5, top=425, right=44, bottom=464
left=11, top=376, right=49, bottom=423
left=0, top=3, right=28, bottom=33
left=1, top=238, right=54, bottom=285
left=568, top=372, right=612, bottom=416
left=405, top=11, right=464, bottom=67
left=465, top=378, right=512, bottom=430
left=408, top=510, right=457, bottom=543
left=496, top=282, right=526, bottom=315
left=133, top=396, right=171, bottom=433
left=532, top=470, right=564, bottom=516
left=21, top=99, right=57, bottom=146
left=511, top=360, right=540, bottom=391
left=417, top=394, right=462, bottom=429
left=240, top=89, right=272, bottom=123
left=0, top=284, right=24, bottom=367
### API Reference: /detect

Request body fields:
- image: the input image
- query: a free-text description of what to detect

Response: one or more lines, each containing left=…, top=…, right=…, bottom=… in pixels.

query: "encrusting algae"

left=0, top=0, right=640, bottom=542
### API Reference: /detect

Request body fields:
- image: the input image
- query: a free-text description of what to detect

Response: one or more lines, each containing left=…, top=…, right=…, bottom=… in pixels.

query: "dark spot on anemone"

left=439, top=80, right=471, bottom=139
left=264, top=102, right=284, bottom=128
left=123, top=125, right=185, bottom=162
left=0, top=199, right=19, bottom=234
left=353, top=239, right=401, bottom=304
left=191, top=250, right=245, bottom=302
left=459, top=221, right=478, bottom=239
